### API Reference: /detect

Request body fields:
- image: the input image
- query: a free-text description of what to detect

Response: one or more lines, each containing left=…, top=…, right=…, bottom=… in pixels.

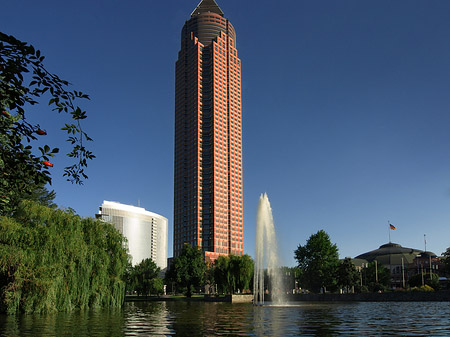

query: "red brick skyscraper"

left=174, top=0, right=243, bottom=261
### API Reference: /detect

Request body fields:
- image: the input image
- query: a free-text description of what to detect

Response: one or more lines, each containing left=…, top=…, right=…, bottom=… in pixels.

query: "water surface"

left=1, top=301, right=449, bottom=336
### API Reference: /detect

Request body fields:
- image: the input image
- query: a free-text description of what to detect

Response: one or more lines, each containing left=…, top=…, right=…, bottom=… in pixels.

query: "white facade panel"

left=98, top=201, right=168, bottom=270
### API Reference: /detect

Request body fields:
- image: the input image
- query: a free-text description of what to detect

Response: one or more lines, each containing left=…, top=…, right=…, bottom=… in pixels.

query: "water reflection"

left=123, top=302, right=173, bottom=336
left=293, top=303, right=342, bottom=337
left=0, top=307, right=125, bottom=337
left=1, top=301, right=450, bottom=336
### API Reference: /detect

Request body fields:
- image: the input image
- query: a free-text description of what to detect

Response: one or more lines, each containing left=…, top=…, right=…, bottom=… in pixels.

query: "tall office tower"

left=97, top=201, right=168, bottom=270
left=174, top=0, right=243, bottom=261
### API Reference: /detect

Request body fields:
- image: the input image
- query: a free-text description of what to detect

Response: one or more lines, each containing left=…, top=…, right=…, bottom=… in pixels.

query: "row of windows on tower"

left=173, top=223, right=243, bottom=236
left=213, top=52, right=240, bottom=66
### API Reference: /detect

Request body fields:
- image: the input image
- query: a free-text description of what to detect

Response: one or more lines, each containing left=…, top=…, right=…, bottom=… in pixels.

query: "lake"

left=1, top=301, right=449, bottom=336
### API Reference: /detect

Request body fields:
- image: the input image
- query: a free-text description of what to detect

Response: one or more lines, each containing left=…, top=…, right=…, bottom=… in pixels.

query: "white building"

left=97, top=201, right=168, bottom=270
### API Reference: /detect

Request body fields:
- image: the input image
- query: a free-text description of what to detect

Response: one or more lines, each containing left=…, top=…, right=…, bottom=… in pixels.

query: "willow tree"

left=0, top=201, right=128, bottom=314
left=214, top=255, right=232, bottom=294
left=214, top=254, right=253, bottom=294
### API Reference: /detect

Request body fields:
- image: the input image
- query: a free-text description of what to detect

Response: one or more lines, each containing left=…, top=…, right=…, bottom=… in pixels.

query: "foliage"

left=127, top=258, right=163, bottom=296
left=214, top=256, right=231, bottom=294
left=0, top=201, right=128, bottom=314
left=442, top=248, right=450, bottom=275
left=337, top=258, right=360, bottom=293
left=149, top=278, right=164, bottom=296
left=361, top=261, right=390, bottom=292
left=367, top=281, right=388, bottom=293
left=25, top=185, right=57, bottom=209
left=213, top=254, right=254, bottom=294
left=234, top=254, right=254, bottom=292
left=411, top=284, right=435, bottom=292
left=408, top=272, right=440, bottom=291
left=0, top=32, right=94, bottom=216
left=355, top=284, right=369, bottom=293
left=294, top=230, right=340, bottom=293
left=166, top=244, right=206, bottom=297
left=204, top=262, right=215, bottom=294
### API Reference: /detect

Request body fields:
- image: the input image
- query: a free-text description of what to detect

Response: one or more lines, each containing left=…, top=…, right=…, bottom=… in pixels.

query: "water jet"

left=253, top=193, right=286, bottom=305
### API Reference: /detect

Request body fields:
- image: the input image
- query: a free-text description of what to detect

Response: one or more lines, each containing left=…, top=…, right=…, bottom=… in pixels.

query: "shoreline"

left=284, top=291, right=450, bottom=302
left=126, top=291, right=450, bottom=303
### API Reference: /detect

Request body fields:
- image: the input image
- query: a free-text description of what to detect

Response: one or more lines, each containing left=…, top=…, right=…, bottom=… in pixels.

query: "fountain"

left=254, top=193, right=286, bottom=305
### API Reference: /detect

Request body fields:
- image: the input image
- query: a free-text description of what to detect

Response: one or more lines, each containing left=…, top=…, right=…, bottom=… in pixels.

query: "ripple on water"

left=1, top=301, right=450, bottom=336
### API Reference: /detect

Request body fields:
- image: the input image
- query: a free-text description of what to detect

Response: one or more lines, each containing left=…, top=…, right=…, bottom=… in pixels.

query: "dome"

left=355, top=242, right=423, bottom=266
left=416, top=251, right=437, bottom=259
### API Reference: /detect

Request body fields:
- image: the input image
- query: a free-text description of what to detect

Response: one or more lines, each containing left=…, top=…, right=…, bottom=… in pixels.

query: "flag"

left=389, top=224, right=397, bottom=230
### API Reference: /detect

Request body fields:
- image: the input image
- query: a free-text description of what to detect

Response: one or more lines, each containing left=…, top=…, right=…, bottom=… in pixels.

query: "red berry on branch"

left=43, top=161, right=54, bottom=167
left=37, top=129, right=47, bottom=135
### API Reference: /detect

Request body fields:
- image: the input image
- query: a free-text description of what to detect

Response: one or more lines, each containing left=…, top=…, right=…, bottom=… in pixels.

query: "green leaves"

left=441, top=248, right=450, bottom=275
left=213, top=254, right=253, bottom=294
left=127, top=258, right=163, bottom=296
left=0, top=201, right=128, bottom=314
left=337, top=258, right=359, bottom=292
left=294, top=230, right=340, bottom=293
left=167, top=244, right=206, bottom=297
left=0, top=31, right=94, bottom=200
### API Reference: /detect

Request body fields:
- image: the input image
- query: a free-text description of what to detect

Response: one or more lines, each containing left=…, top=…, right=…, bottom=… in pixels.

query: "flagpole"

left=375, top=260, right=378, bottom=283
left=388, top=221, right=392, bottom=287
left=388, top=221, right=391, bottom=243
left=402, top=257, right=405, bottom=288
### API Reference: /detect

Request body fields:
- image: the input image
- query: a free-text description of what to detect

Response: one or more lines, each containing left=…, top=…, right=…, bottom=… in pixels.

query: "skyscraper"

left=174, top=0, right=243, bottom=261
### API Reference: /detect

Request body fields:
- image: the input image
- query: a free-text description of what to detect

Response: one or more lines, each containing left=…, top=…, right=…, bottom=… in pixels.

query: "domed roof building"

left=355, top=242, right=423, bottom=266
left=353, top=242, right=444, bottom=288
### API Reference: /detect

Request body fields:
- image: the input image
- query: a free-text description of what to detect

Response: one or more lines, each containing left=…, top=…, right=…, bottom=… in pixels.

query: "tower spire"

left=191, top=0, right=224, bottom=18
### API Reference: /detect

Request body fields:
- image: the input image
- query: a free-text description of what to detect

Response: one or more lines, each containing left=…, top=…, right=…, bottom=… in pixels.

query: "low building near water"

left=353, top=242, right=445, bottom=288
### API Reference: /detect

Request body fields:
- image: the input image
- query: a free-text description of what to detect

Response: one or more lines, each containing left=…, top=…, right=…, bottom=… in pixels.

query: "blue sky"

left=2, top=0, right=450, bottom=266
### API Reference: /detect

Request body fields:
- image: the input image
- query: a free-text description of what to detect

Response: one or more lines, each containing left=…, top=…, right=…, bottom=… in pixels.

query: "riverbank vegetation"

left=214, top=254, right=253, bottom=294
left=165, top=244, right=254, bottom=297
left=294, top=230, right=340, bottom=293
left=126, top=258, right=164, bottom=296
left=295, top=230, right=449, bottom=294
left=165, top=244, right=206, bottom=297
left=0, top=32, right=119, bottom=315
left=443, top=248, right=450, bottom=275
left=0, top=201, right=129, bottom=314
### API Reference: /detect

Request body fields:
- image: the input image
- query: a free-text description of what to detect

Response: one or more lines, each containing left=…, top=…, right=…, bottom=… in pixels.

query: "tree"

left=442, top=248, right=450, bottom=276
left=149, top=278, right=164, bottom=296
left=214, top=255, right=232, bottom=294
left=24, top=185, right=57, bottom=209
left=362, top=261, right=390, bottom=292
left=169, top=244, right=206, bottom=297
left=234, top=254, right=254, bottom=293
left=213, top=254, right=254, bottom=294
left=337, top=258, right=359, bottom=293
left=0, top=200, right=128, bottom=314
left=204, top=261, right=215, bottom=294
left=294, top=230, right=340, bottom=293
left=408, top=272, right=440, bottom=291
left=0, top=32, right=94, bottom=216
left=129, top=258, right=162, bottom=296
